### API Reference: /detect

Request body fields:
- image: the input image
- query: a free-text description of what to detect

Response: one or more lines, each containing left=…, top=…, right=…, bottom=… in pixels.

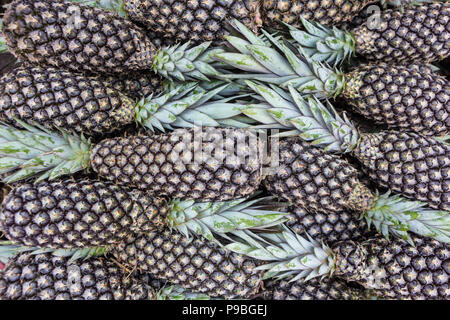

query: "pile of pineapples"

left=0, top=0, right=448, bottom=300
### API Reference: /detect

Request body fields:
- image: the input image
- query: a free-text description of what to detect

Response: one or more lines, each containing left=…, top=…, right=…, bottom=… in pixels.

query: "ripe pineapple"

left=226, top=229, right=450, bottom=300
left=123, top=0, right=377, bottom=43
left=0, top=179, right=285, bottom=249
left=214, top=21, right=450, bottom=137
left=285, top=206, right=374, bottom=244
left=289, top=2, right=450, bottom=65
left=0, top=66, right=248, bottom=135
left=0, top=253, right=157, bottom=300
left=111, top=229, right=262, bottom=298
left=2, top=0, right=221, bottom=80
left=266, top=278, right=367, bottom=300
left=265, top=137, right=450, bottom=243
left=0, top=124, right=263, bottom=201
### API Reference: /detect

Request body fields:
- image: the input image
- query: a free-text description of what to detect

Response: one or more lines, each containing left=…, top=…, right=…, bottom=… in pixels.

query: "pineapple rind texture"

left=261, top=0, right=378, bottom=27
left=0, top=253, right=156, bottom=300
left=2, top=0, right=158, bottom=75
left=111, top=229, right=261, bottom=298
left=333, top=236, right=450, bottom=300
left=265, top=137, right=375, bottom=214
left=124, top=0, right=262, bottom=42
left=0, top=66, right=137, bottom=135
left=90, top=128, right=263, bottom=201
left=0, top=180, right=168, bottom=248
left=269, top=278, right=363, bottom=300
left=352, top=2, right=450, bottom=63
left=342, top=63, right=450, bottom=137
left=285, top=206, right=373, bottom=244
left=355, top=131, right=450, bottom=211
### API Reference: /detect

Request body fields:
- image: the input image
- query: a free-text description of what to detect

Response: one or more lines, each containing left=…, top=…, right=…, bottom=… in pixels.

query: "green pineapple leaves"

left=0, top=120, right=92, bottom=183
left=212, top=19, right=346, bottom=99
left=168, top=195, right=288, bottom=243
left=153, top=42, right=224, bottom=82
left=134, top=81, right=250, bottom=132
left=243, top=80, right=360, bottom=153
left=286, top=18, right=356, bottom=67
left=225, top=228, right=335, bottom=282
left=366, top=192, right=450, bottom=245
left=0, top=241, right=107, bottom=263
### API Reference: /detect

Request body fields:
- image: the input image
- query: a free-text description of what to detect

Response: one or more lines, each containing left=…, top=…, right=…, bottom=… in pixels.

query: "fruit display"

left=0, top=0, right=449, bottom=301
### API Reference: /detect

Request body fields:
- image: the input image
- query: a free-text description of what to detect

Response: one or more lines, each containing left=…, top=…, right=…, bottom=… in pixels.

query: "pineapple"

left=2, top=0, right=222, bottom=80
left=285, top=206, right=375, bottom=244
left=0, top=124, right=263, bottom=201
left=214, top=21, right=450, bottom=137
left=111, top=229, right=262, bottom=298
left=248, top=84, right=450, bottom=212
left=123, top=0, right=377, bottom=43
left=0, top=252, right=158, bottom=300
left=0, top=243, right=214, bottom=300
left=0, top=66, right=249, bottom=135
left=226, top=229, right=450, bottom=300
left=265, top=137, right=450, bottom=243
left=288, top=2, right=450, bottom=65
left=266, top=278, right=367, bottom=300
left=0, top=179, right=285, bottom=248
left=100, top=70, right=162, bottom=100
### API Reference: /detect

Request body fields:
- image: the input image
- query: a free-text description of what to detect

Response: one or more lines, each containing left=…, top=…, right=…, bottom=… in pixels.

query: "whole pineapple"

left=0, top=67, right=136, bottom=135
left=123, top=0, right=377, bottom=42
left=289, top=2, right=450, bottom=65
left=0, top=180, right=168, bottom=248
left=2, top=0, right=220, bottom=80
left=111, top=229, right=262, bottom=299
left=0, top=66, right=248, bottom=135
left=0, top=178, right=285, bottom=249
left=0, top=253, right=156, bottom=300
left=227, top=230, right=450, bottom=299
left=214, top=24, right=450, bottom=137
left=0, top=123, right=263, bottom=202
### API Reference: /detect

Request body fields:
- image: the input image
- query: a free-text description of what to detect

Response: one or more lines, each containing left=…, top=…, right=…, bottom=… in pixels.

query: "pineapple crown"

left=225, top=227, right=336, bottom=282
left=134, top=81, right=251, bottom=132
left=167, top=194, right=289, bottom=243
left=286, top=18, right=356, bottom=67
left=0, top=120, right=92, bottom=183
left=365, top=191, right=450, bottom=245
left=0, top=241, right=108, bottom=263
left=151, top=41, right=225, bottom=82
left=242, top=80, right=360, bottom=153
left=212, top=19, right=346, bottom=99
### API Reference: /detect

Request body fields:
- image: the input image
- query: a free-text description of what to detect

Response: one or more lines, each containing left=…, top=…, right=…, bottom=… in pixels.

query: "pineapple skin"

left=268, top=278, right=364, bottom=300
left=333, top=235, right=450, bottom=300
left=2, top=0, right=158, bottom=75
left=286, top=206, right=374, bottom=245
left=0, top=180, right=168, bottom=249
left=0, top=66, right=141, bottom=135
left=352, top=2, right=450, bottom=63
left=265, top=138, right=375, bottom=214
left=342, top=63, right=449, bottom=137
left=261, top=0, right=378, bottom=28
left=354, top=131, right=450, bottom=211
left=0, top=253, right=155, bottom=300
left=90, top=128, right=263, bottom=202
left=124, top=0, right=262, bottom=42
left=100, top=71, right=162, bottom=100
left=111, top=229, right=261, bottom=298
